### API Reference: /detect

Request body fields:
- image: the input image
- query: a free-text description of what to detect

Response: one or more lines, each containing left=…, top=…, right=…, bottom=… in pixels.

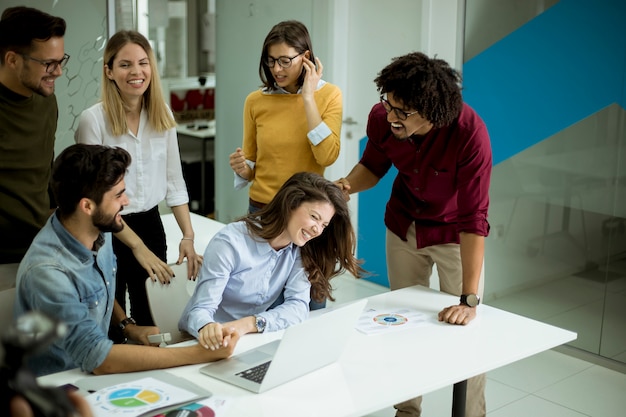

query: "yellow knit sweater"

left=242, top=82, right=342, bottom=204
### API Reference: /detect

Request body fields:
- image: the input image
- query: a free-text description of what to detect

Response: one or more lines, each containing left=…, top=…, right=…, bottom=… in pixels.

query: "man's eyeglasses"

left=380, top=95, right=421, bottom=121
left=20, top=53, right=70, bottom=74
left=264, top=52, right=303, bottom=69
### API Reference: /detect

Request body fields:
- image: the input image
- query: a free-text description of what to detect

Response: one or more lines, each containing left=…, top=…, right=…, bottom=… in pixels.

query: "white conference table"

left=39, top=285, right=576, bottom=417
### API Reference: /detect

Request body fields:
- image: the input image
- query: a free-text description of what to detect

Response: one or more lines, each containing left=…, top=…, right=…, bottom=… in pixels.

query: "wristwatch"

left=255, top=316, right=267, bottom=333
left=460, top=294, right=480, bottom=307
left=118, top=317, right=137, bottom=331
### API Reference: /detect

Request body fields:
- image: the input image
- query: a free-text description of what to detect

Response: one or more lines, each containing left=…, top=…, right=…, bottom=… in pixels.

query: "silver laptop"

left=199, top=299, right=367, bottom=393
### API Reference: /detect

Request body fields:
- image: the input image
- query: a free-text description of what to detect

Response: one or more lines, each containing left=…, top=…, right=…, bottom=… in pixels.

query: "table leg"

left=451, top=379, right=467, bottom=417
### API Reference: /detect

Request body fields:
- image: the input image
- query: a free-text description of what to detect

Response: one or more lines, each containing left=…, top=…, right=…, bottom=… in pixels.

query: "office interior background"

left=5, top=0, right=624, bottom=372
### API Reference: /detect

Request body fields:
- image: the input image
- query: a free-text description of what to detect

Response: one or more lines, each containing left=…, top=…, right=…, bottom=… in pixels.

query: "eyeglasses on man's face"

left=264, top=52, right=303, bottom=69
left=20, top=53, right=70, bottom=74
left=380, top=95, right=421, bottom=121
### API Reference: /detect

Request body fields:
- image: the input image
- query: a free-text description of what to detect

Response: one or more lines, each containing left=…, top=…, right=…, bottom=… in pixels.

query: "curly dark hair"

left=374, top=52, right=463, bottom=128
left=241, top=172, right=365, bottom=302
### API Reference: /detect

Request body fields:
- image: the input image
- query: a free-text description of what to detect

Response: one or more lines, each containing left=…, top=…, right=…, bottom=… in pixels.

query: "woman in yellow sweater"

left=229, top=20, right=342, bottom=214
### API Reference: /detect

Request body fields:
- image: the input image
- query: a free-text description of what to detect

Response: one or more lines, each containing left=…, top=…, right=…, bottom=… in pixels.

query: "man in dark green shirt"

left=0, top=6, right=67, bottom=263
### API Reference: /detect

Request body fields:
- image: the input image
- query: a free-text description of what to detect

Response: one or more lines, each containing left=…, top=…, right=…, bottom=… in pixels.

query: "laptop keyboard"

left=236, top=360, right=271, bottom=383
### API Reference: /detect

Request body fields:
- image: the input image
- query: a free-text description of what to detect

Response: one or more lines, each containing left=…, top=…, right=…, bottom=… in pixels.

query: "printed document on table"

left=356, top=308, right=429, bottom=335
left=86, top=376, right=204, bottom=417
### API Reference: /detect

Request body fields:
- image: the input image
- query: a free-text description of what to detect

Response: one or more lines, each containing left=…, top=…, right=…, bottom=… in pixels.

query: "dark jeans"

left=112, top=206, right=167, bottom=327
left=248, top=199, right=264, bottom=215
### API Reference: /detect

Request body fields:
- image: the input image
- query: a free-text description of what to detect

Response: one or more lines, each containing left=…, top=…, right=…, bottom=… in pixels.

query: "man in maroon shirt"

left=336, top=52, right=491, bottom=417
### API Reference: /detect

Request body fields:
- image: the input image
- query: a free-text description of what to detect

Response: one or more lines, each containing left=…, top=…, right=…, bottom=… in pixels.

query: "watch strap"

left=118, top=317, right=137, bottom=330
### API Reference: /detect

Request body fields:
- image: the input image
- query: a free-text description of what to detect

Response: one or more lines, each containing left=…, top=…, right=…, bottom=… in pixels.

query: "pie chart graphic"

left=373, top=313, right=408, bottom=326
left=107, top=387, right=162, bottom=407
left=90, top=384, right=177, bottom=415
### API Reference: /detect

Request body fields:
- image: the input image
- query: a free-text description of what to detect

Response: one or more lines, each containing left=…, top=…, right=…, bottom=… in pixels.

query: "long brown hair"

left=101, top=30, right=175, bottom=136
left=242, top=172, right=365, bottom=302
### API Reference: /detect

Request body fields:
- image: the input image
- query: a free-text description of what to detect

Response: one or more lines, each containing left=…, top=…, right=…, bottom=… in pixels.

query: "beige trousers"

left=386, top=224, right=486, bottom=417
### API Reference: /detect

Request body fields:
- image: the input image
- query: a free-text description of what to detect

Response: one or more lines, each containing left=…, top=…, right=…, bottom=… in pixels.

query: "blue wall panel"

left=357, top=138, right=396, bottom=286
left=464, top=0, right=626, bottom=165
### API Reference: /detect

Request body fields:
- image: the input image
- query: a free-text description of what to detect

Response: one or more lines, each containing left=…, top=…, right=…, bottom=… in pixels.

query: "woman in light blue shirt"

left=179, top=172, right=364, bottom=350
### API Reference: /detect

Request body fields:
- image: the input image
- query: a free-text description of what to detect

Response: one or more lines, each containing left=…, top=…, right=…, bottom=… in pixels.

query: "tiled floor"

left=328, top=274, right=626, bottom=417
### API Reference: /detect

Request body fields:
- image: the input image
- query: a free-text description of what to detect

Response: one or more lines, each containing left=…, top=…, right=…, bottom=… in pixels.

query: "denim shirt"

left=14, top=212, right=116, bottom=376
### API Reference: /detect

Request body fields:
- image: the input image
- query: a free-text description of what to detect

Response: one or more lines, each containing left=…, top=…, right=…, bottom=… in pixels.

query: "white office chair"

left=0, top=263, right=19, bottom=292
left=0, top=287, right=16, bottom=360
left=0, top=287, right=16, bottom=327
left=0, top=263, right=18, bottom=356
left=145, top=261, right=198, bottom=344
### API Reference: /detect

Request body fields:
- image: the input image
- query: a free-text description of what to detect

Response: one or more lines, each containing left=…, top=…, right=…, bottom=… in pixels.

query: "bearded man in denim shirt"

left=14, top=144, right=239, bottom=376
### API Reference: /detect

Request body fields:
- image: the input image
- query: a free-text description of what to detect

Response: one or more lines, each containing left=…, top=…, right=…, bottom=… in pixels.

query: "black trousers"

left=112, top=206, right=167, bottom=327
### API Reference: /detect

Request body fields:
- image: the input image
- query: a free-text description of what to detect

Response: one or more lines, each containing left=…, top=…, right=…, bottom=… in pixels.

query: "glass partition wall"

left=465, top=0, right=626, bottom=368
left=487, top=109, right=625, bottom=365
left=108, top=0, right=215, bottom=78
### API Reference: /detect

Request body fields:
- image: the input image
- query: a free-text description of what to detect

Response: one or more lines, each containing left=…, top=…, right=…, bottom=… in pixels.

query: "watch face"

left=466, top=294, right=479, bottom=307
left=256, top=316, right=266, bottom=332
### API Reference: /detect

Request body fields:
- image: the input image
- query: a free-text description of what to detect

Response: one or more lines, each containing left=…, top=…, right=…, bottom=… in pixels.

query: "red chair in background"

left=170, top=92, right=186, bottom=112
left=185, top=89, right=203, bottom=110
left=203, top=88, right=215, bottom=110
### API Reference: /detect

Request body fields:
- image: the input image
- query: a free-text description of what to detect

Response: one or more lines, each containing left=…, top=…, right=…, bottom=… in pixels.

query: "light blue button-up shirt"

left=14, top=212, right=116, bottom=376
left=179, top=221, right=310, bottom=337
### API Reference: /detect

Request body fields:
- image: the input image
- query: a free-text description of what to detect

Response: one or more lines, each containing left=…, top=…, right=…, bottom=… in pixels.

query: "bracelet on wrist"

left=181, top=237, right=194, bottom=242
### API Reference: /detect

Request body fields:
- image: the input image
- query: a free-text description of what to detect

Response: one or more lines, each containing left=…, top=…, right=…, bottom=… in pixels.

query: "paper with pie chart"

left=356, top=308, right=428, bottom=335
left=87, top=377, right=200, bottom=417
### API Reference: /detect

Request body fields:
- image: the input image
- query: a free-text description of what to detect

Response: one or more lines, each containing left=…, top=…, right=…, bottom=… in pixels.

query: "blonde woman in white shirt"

left=75, top=30, right=201, bottom=329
